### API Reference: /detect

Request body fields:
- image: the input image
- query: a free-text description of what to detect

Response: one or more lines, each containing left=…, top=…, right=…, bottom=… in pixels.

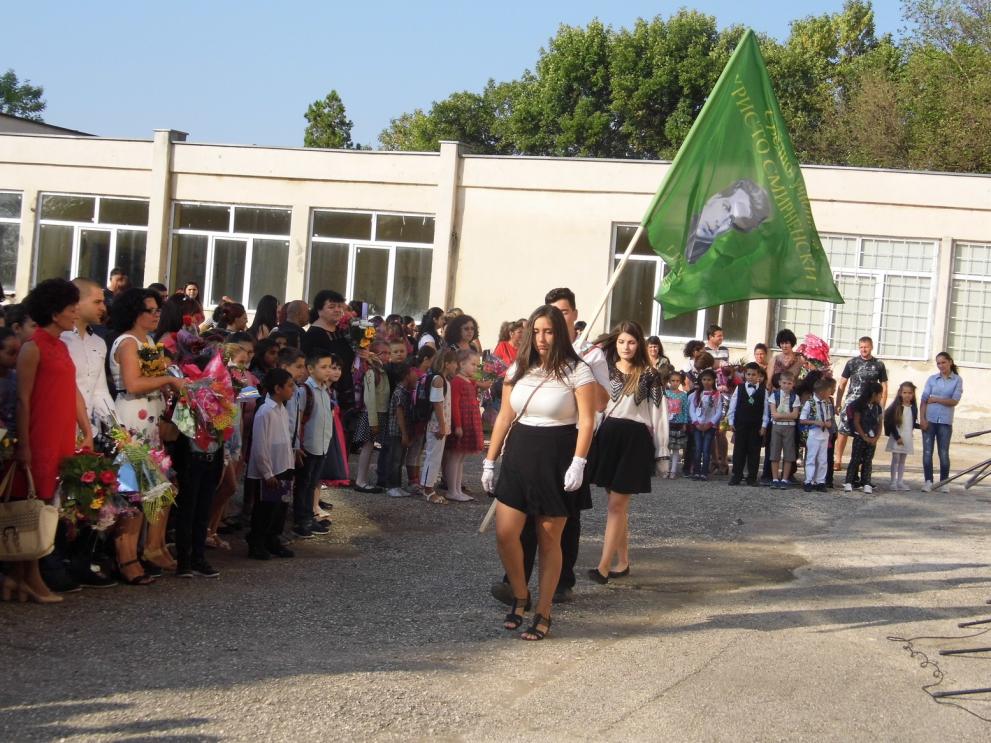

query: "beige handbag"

left=0, top=465, right=58, bottom=560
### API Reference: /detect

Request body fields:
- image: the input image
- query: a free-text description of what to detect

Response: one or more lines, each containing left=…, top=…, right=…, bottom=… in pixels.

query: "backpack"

left=292, top=384, right=316, bottom=448
left=412, top=371, right=438, bottom=424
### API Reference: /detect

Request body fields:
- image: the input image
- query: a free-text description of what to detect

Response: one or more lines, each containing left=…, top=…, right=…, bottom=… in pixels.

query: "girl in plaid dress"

left=445, top=349, right=483, bottom=502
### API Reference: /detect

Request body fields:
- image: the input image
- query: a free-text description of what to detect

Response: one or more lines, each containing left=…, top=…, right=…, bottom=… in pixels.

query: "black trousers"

left=248, top=499, right=288, bottom=551
left=846, top=436, right=876, bottom=487
left=731, top=425, right=762, bottom=482
left=174, top=443, right=223, bottom=564
left=503, top=512, right=581, bottom=592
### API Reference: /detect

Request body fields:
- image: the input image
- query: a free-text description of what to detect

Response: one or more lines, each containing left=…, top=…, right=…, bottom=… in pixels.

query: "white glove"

left=481, top=459, right=496, bottom=494
left=563, top=456, right=587, bottom=492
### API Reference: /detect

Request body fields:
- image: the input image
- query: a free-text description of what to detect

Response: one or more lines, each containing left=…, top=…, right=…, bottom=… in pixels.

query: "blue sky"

left=6, top=1, right=904, bottom=147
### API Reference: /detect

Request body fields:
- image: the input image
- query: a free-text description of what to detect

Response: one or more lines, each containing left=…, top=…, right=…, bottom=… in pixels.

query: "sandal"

left=425, top=491, right=448, bottom=505
left=521, top=613, right=552, bottom=641
left=204, top=533, right=230, bottom=551
left=503, top=594, right=530, bottom=630
left=117, top=559, right=156, bottom=586
left=143, top=547, right=178, bottom=569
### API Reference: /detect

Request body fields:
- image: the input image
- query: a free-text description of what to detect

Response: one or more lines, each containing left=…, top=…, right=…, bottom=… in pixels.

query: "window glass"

left=375, top=214, right=435, bottom=244
left=115, top=230, right=147, bottom=286
left=308, top=241, right=349, bottom=302
left=392, top=247, right=432, bottom=319
left=248, top=239, right=289, bottom=309
left=312, top=211, right=372, bottom=240
left=830, top=274, right=877, bottom=353
left=948, top=242, right=991, bottom=364
left=823, top=235, right=857, bottom=269
left=609, top=259, right=655, bottom=334
left=174, top=203, right=231, bottom=232
left=353, top=246, right=390, bottom=316
left=99, top=198, right=149, bottom=227
left=40, top=194, right=95, bottom=222
left=211, top=239, right=246, bottom=307
left=615, top=224, right=655, bottom=257
left=0, top=223, right=18, bottom=290
left=711, top=300, right=749, bottom=344
left=0, top=192, right=21, bottom=219
left=953, top=242, right=991, bottom=276
left=78, top=229, right=112, bottom=284
left=234, top=207, right=291, bottom=236
left=170, top=234, right=208, bottom=294
left=861, top=238, right=934, bottom=272
left=37, top=224, right=74, bottom=281
left=774, top=297, right=825, bottom=342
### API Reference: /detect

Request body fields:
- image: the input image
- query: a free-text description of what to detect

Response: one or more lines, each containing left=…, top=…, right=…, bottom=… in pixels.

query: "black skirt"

left=588, top=416, right=654, bottom=494
left=495, top=424, right=592, bottom=518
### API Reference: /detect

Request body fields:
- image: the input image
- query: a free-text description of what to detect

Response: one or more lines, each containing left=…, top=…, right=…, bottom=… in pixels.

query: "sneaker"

left=898, top=481, right=912, bottom=491
left=699, top=475, right=708, bottom=482
left=922, top=481, right=933, bottom=492
left=888, top=480, right=897, bottom=491
left=815, top=483, right=827, bottom=492
left=728, top=478, right=742, bottom=487
left=778, top=481, right=790, bottom=490
left=552, top=587, right=575, bottom=603
left=176, top=563, right=193, bottom=579
left=387, top=487, right=411, bottom=498
left=803, top=483, right=813, bottom=492
left=307, top=519, right=330, bottom=535
left=191, top=559, right=220, bottom=578
left=267, top=543, right=295, bottom=558
left=446, top=491, right=474, bottom=502
left=843, top=483, right=853, bottom=492
left=863, top=484, right=873, bottom=494
left=291, top=524, right=314, bottom=539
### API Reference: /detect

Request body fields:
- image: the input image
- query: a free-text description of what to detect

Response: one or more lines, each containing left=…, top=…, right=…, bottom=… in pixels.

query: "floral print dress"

left=110, top=334, right=165, bottom=448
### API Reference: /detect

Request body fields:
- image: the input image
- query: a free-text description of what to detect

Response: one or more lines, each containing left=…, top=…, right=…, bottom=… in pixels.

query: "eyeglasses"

left=141, top=307, right=162, bottom=315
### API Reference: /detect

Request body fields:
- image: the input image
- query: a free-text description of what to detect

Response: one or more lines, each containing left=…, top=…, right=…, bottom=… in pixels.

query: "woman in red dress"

left=444, top=349, right=484, bottom=502
left=10, top=279, right=92, bottom=603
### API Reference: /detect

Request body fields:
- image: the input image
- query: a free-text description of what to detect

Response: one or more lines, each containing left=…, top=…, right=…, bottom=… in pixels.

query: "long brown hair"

left=596, top=321, right=650, bottom=395
left=509, top=305, right=581, bottom=385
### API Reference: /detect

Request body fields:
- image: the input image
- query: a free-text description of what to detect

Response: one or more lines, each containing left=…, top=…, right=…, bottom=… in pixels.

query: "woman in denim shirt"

left=920, top=352, right=964, bottom=491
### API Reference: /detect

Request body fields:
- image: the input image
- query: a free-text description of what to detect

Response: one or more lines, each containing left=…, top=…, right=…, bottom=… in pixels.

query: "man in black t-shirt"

left=833, top=336, right=888, bottom=471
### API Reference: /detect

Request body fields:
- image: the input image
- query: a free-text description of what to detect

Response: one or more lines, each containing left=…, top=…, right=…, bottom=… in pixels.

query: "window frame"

left=169, top=200, right=292, bottom=310
left=774, top=232, right=938, bottom=361
left=0, top=190, right=22, bottom=293
left=33, top=192, right=150, bottom=285
left=606, top=223, right=749, bottom=343
left=307, top=208, right=434, bottom=318
left=946, top=240, right=991, bottom=368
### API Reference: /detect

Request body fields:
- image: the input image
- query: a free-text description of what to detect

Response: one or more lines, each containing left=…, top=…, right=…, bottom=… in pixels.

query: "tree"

left=0, top=69, right=45, bottom=120
left=303, top=90, right=355, bottom=149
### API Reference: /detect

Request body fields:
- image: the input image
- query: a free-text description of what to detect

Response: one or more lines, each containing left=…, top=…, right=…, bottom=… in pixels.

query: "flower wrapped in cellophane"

left=796, top=334, right=832, bottom=376
left=110, top=426, right=177, bottom=524
left=173, top=351, right=238, bottom=450
left=58, top=448, right=130, bottom=532
left=474, top=351, right=508, bottom=383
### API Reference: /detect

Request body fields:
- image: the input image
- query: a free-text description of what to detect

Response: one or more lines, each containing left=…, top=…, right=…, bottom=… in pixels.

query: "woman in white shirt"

left=587, top=321, right=667, bottom=584
left=481, top=305, right=597, bottom=641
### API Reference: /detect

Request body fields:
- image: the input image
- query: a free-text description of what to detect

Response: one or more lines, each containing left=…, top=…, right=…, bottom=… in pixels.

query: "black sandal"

left=503, top=595, right=529, bottom=630
left=521, top=613, right=552, bottom=641
left=117, top=559, right=155, bottom=586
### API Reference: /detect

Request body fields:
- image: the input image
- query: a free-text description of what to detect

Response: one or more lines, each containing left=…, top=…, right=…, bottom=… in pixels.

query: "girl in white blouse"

left=481, top=305, right=597, bottom=641
left=586, top=321, right=667, bottom=584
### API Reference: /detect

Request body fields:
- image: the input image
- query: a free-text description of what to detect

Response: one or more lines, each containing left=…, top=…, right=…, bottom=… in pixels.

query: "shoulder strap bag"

left=0, top=466, right=59, bottom=561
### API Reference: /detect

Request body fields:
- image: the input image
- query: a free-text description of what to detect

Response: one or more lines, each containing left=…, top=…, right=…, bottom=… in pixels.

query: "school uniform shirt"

left=727, top=382, right=766, bottom=427
left=248, top=398, right=294, bottom=481
left=61, top=326, right=115, bottom=422
left=763, top=390, right=800, bottom=428
left=506, top=361, right=596, bottom=427
left=689, top=390, right=723, bottom=427
left=921, top=373, right=963, bottom=425
left=296, top=377, right=334, bottom=456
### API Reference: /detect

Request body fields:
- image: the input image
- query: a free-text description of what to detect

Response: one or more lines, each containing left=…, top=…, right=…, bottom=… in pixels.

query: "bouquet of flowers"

left=796, top=334, right=832, bottom=374
left=58, top=448, right=127, bottom=531
left=350, top=317, right=377, bottom=350
left=110, top=427, right=177, bottom=523
left=137, top=341, right=169, bottom=377
left=336, top=308, right=357, bottom=333
left=475, top=351, right=508, bottom=383
left=173, top=351, right=238, bottom=450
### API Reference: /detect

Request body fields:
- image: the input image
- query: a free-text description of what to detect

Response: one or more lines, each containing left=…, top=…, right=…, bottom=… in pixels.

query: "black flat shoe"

left=608, top=566, right=630, bottom=579
left=587, top=568, right=609, bottom=585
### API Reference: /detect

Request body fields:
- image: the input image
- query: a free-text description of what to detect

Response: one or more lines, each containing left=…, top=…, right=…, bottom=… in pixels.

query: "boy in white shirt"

left=765, top=372, right=800, bottom=489
left=800, top=377, right=836, bottom=492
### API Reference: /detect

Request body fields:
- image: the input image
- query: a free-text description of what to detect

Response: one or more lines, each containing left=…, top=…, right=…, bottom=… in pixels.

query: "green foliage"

left=0, top=69, right=45, bottom=120
left=303, top=90, right=355, bottom=149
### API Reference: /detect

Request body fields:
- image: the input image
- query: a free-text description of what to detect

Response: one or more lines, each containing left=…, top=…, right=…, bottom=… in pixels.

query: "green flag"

left=642, top=29, right=842, bottom=318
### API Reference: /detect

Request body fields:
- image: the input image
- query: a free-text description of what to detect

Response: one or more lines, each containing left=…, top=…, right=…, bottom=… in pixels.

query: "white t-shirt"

left=506, top=361, right=596, bottom=427
left=575, top=339, right=609, bottom=389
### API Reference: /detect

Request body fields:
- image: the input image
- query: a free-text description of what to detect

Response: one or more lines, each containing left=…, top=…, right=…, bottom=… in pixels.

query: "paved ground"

left=4, top=444, right=991, bottom=741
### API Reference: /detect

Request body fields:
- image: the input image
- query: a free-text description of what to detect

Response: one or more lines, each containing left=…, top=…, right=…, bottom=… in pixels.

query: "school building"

left=1, top=130, right=989, bottom=439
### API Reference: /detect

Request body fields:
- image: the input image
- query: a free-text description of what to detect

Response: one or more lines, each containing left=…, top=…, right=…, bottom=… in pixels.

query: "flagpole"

left=579, top=223, right=645, bottom=344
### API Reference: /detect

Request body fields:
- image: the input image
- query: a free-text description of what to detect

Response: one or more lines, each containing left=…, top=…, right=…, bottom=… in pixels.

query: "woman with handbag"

left=481, top=305, right=597, bottom=641
left=109, top=289, right=185, bottom=581
left=8, top=279, right=92, bottom=603
left=586, top=321, right=667, bottom=584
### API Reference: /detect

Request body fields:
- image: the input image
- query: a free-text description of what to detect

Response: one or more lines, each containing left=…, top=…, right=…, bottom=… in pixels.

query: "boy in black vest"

left=727, top=362, right=766, bottom=486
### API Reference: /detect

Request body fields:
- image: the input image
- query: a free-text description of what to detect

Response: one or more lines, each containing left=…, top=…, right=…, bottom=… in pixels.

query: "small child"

left=764, top=371, right=800, bottom=489
left=353, top=340, right=390, bottom=493
left=689, top=369, right=722, bottom=481
left=446, top=349, right=483, bottom=502
left=318, top=354, right=351, bottom=493
left=727, top=362, right=766, bottom=486
left=278, top=347, right=307, bottom=385
left=884, top=381, right=918, bottom=491
left=383, top=359, right=418, bottom=499
left=665, top=370, right=690, bottom=479
left=291, top=352, right=336, bottom=538
left=246, top=368, right=297, bottom=560
left=420, top=348, right=458, bottom=503
left=800, top=377, right=836, bottom=492
left=249, top=338, right=279, bottom=380
left=845, top=381, right=883, bottom=494
left=389, top=340, right=408, bottom=364
left=404, top=347, right=436, bottom=494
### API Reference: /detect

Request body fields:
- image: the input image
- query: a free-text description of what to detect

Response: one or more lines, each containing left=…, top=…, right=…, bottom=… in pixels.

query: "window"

left=170, top=202, right=291, bottom=310
left=34, top=193, right=149, bottom=285
left=0, top=191, right=21, bottom=292
left=308, top=210, right=434, bottom=318
left=775, top=235, right=937, bottom=359
left=947, top=242, right=991, bottom=365
left=607, top=224, right=749, bottom=343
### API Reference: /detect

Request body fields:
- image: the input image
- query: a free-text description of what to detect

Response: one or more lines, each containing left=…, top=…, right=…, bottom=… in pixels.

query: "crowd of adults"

left=0, top=268, right=965, bottom=644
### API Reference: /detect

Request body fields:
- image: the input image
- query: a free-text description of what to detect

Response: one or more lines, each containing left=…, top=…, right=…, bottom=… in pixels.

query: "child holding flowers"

left=445, top=349, right=483, bottom=502
left=353, top=339, right=390, bottom=493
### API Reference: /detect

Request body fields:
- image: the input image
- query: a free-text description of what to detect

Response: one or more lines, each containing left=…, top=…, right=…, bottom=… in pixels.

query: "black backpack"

left=412, top=371, right=438, bottom=423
